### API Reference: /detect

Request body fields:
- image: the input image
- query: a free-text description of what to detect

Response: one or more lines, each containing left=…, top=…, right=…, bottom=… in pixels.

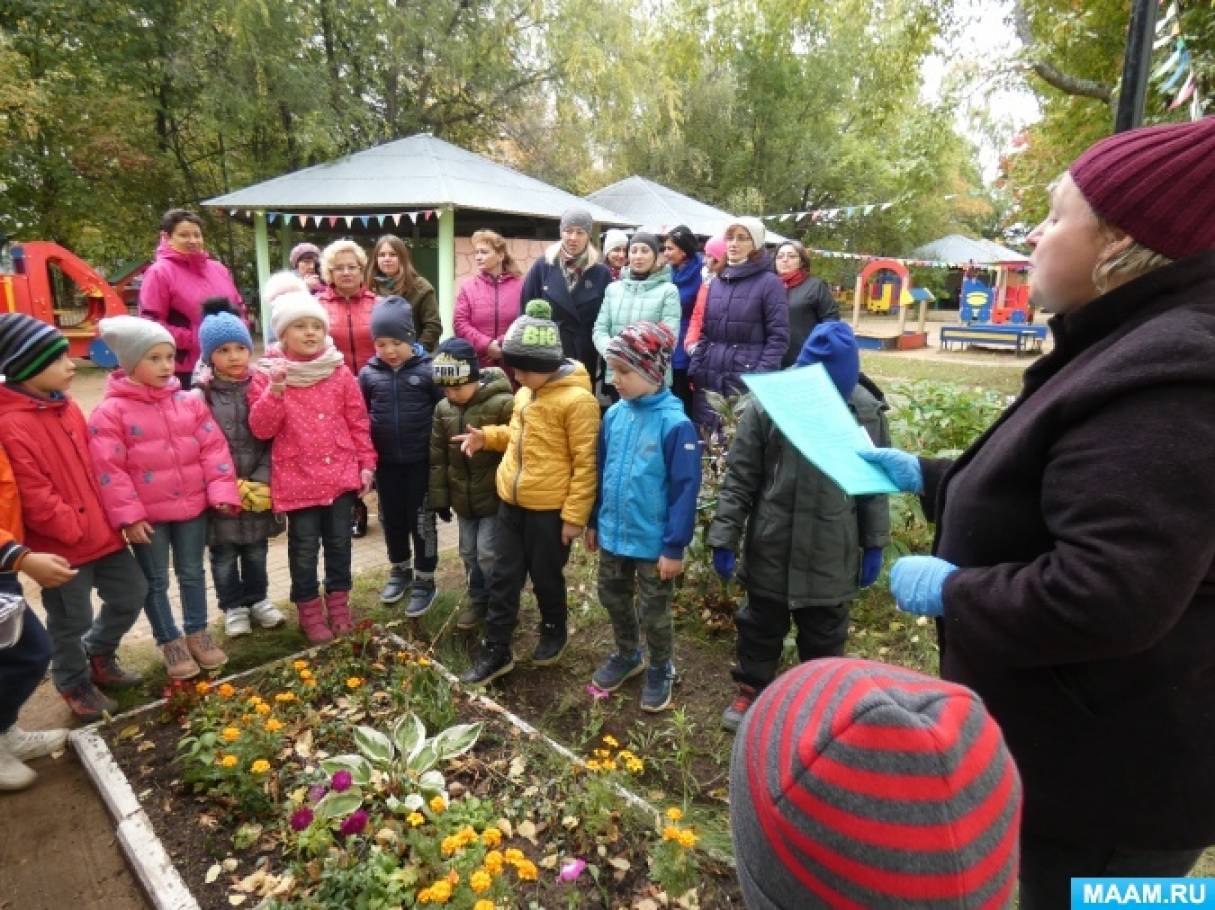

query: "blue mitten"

left=712, top=547, right=736, bottom=581
left=859, top=547, right=883, bottom=588
left=889, top=555, right=957, bottom=617
left=858, top=448, right=923, bottom=494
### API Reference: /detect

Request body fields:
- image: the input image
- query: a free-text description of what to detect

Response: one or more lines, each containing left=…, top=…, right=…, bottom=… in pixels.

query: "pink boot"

left=326, top=590, right=354, bottom=636
left=296, top=597, right=333, bottom=645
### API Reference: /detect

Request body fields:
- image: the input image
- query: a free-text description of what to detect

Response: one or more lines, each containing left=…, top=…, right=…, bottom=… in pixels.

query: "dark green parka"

left=428, top=368, right=515, bottom=519
left=706, top=380, right=891, bottom=606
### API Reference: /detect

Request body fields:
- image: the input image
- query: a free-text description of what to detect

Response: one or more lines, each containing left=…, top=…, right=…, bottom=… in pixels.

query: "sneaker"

left=184, top=630, right=227, bottom=671
left=591, top=650, right=644, bottom=692
left=459, top=644, right=515, bottom=686
left=161, top=637, right=200, bottom=679
left=379, top=564, right=412, bottom=604
left=721, top=684, right=758, bottom=733
left=351, top=499, right=369, bottom=538
left=405, top=578, right=437, bottom=618
left=455, top=600, right=488, bottom=631
left=249, top=600, right=286, bottom=629
left=641, top=663, right=677, bottom=713
left=0, top=725, right=68, bottom=760
left=0, top=746, right=35, bottom=791
left=88, top=653, right=141, bottom=689
left=224, top=607, right=252, bottom=638
left=59, top=680, right=118, bottom=722
left=531, top=623, right=568, bottom=666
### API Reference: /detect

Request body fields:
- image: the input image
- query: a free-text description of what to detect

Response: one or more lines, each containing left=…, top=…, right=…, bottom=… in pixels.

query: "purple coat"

left=687, top=253, right=788, bottom=421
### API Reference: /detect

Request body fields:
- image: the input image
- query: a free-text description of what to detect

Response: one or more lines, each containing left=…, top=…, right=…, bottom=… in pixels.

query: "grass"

left=862, top=349, right=1029, bottom=396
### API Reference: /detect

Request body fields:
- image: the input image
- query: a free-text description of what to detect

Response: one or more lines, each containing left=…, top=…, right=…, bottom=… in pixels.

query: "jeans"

left=1020, top=832, right=1205, bottom=910
left=132, top=515, right=209, bottom=645
left=597, top=549, right=675, bottom=665
left=376, top=465, right=437, bottom=574
left=39, top=548, right=146, bottom=690
left=457, top=514, right=498, bottom=603
left=287, top=493, right=354, bottom=602
left=731, top=591, right=849, bottom=689
left=210, top=540, right=269, bottom=611
left=484, top=504, right=569, bottom=648
left=0, top=574, right=51, bottom=733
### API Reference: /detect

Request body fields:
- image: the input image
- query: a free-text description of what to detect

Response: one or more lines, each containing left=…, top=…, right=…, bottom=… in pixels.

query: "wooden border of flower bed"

left=71, top=633, right=732, bottom=910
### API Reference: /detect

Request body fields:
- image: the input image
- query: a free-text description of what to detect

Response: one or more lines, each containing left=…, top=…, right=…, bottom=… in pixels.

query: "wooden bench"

left=939, top=324, right=1047, bottom=356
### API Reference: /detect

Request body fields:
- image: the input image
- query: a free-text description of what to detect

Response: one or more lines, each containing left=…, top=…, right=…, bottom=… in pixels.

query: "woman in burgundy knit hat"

left=856, top=117, right=1215, bottom=909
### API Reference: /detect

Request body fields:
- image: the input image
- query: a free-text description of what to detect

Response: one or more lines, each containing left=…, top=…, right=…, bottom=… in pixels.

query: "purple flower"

left=559, top=858, right=587, bottom=882
left=330, top=770, right=353, bottom=792
left=338, top=809, right=369, bottom=837
left=307, top=784, right=328, bottom=804
left=586, top=684, right=611, bottom=701
left=289, top=807, right=315, bottom=832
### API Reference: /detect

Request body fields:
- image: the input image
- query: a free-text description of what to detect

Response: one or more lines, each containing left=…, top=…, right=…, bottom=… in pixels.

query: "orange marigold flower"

left=429, top=794, right=446, bottom=813
left=407, top=811, right=425, bottom=827
left=292, top=660, right=309, bottom=671
left=473, top=901, right=495, bottom=910
left=515, top=860, right=538, bottom=882
left=217, top=683, right=236, bottom=698
left=274, top=692, right=296, bottom=703
left=218, top=754, right=238, bottom=768
left=194, top=681, right=211, bottom=696
left=470, top=869, right=492, bottom=893
left=221, top=726, right=241, bottom=743
left=255, top=703, right=272, bottom=715
left=666, top=807, right=683, bottom=822
left=345, top=676, right=363, bottom=689
left=483, top=850, right=505, bottom=876
left=481, top=826, right=502, bottom=847
left=250, top=759, right=270, bottom=774
left=427, top=880, right=452, bottom=903
left=264, top=718, right=284, bottom=733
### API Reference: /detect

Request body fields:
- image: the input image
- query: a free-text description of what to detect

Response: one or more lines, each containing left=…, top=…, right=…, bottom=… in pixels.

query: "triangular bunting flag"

left=358, top=216, right=369, bottom=228
left=326, top=216, right=338, bottom=228
left=267, top=212, right=277, bottom=224
left=342, top=215, right=353, bottom=228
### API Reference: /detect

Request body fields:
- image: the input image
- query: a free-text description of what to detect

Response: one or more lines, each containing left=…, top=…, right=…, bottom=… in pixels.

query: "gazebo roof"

left=586, top=175, right=787, bottom=243
left=908, top=234, right=1030, bottom=266
left=202, top=133, right=632, bottom=225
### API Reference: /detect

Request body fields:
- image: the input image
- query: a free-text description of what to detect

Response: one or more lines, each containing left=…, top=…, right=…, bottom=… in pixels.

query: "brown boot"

left=296, top=597, right=333, bottom=645
left=184, top=630, right=228, bottom=670
left=161, top=637, right=201, bottom=679
left=325, top=590, right=354, bottom=636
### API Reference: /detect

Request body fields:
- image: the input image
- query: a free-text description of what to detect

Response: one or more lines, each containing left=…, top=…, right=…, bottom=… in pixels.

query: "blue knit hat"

left=198, top=298, right=252, bottom=366
left=370, top=295, right=416, bottom=343
left=795, top=321, right=859, bottom=398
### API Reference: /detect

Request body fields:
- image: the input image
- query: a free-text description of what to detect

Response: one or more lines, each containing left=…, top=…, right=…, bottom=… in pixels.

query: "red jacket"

left=318, top=285, right=378, bottom=374
left=454, top=271, right=523, bottom=366
left=0, top=385, right=124, bottom=566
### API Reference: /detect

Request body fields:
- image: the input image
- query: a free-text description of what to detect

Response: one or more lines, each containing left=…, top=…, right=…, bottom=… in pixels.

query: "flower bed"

left=96, top=627, right=741, bottom=909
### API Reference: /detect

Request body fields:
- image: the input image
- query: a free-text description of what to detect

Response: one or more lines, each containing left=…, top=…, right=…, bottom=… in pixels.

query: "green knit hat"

left=502, top=300, right=564, bottom=372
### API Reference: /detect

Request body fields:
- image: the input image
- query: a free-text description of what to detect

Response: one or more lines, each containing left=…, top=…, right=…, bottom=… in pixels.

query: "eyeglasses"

left=331, top=265, right=362, bottom=273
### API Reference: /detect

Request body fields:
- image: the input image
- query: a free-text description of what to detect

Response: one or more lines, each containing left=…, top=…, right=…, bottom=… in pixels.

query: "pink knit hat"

left=704, top=235, right=727, bottom=261
left=1069, top=117, right=1215, bottom=260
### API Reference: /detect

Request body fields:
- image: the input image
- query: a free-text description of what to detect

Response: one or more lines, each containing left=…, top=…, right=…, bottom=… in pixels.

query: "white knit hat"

left=602, top=228, right=629, bottom=253
left=262, top=271, right=308, bottom=308
left=270, top=290, right=329, bottom=339
left=99, top=316, right=175, bottom=373
left=724, top=215, right=766, bottom=248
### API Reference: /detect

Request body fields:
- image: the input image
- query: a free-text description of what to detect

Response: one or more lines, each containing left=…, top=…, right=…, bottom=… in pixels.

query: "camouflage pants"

left=596, top=550, right=674, bottom=665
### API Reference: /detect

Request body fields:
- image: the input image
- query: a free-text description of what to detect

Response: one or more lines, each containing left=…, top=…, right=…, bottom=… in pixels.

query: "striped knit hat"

left=604, top=321, right=674, bottom=386
left=730, top=658, right=1022, bottom=910
left=0, top=314, right=69, bottom=383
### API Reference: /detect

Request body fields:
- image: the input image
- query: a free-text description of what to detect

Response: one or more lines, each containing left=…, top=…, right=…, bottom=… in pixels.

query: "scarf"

left=780, top=269, right=808, bottom=290
left=560, top=245, right=590, bottom=292
left=257, top=344, right=345, bottom=388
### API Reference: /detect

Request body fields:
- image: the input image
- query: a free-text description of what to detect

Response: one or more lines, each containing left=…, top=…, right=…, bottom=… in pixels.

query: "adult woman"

left=661, top=225, right=702, bottom=416
left=367, top=235, right=442, bottom=351
left=454, top=230, right=523, bottom=371
left=602, top=229, right=629, bottom=280
left=686, top=217, right=788, bottom=429
left=138, top=209, right=245, bottom=387
left=317, top=240, right=377, bottom=374
left=863, top=118, right=1215, bottom=908
left=773, top=240, right=839, bottom=367
left=289, top=243, right=323, bottom=294
left=682, top=235, right=726, bottom=354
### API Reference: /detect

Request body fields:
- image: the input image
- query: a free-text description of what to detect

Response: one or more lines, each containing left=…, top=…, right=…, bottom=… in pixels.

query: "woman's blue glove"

left=859, top=547, right=883, bottom=587
left=712, top=548, right=736, bottom=581
left=890, top=555, right=957, bottom=617
left=858, top=448, right=923, bottom=494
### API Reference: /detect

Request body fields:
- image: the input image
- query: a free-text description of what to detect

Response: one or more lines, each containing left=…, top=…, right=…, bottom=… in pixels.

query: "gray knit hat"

left=99, top=316, right=175, bottom=374
left=730, top=658, right=1022, bottom=909
left=502, top=300, right=564, bottom=372
left=629, top=232, right=661, bottom=258
left=370, top=295, right=416, bottom=343
left=559, top=207, right=594, bottom=236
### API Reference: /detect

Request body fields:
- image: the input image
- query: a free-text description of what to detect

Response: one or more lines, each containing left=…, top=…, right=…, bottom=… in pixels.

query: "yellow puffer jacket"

left=483, top=361, right=600, bottom=526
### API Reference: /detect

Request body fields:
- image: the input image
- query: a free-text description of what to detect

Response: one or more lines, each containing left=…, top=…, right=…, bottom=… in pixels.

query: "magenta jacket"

left=454, top=271, right=524, bottom=366
left=248, top=352, right=377, bottom=513
left=139, top=238, right=245, bottom=374
left=88, top=373, right=241, bottom=528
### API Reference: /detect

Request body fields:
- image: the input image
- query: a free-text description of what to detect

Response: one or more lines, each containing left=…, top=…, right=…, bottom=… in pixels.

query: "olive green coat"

left=428, top=368, right=515, bottom=518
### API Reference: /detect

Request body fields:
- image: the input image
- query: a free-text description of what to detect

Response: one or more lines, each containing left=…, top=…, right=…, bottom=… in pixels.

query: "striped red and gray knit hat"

left=0, top=313, right=69, bottom=383
left=604, top=321, right=675, bottom=386
left=730, top=658, right=1022, bottom=910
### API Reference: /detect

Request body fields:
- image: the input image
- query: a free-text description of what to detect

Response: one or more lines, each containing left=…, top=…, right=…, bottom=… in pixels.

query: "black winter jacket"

left=358, top=352, right=441, bottom=466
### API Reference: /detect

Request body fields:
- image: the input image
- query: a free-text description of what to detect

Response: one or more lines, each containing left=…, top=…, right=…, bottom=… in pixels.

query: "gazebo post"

left=437, top=205, right=455, bottom=340
left=253, top=212, right=271, bottom=341
left=278, top=222, right=293, bottom=269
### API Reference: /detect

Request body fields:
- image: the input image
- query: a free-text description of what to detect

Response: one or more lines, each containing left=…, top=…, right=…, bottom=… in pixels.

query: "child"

left=0, top=315, right=147, bottom=718
left=707, top=322, right=891, bottom=732
left=428, top=338, right=514, bottom=630
left=195, top=299, right=285, bottom=638
left=89, top=316, right=241, bottom=679
left=730, top=658, right=1021, bottom=909
left=455, top=301, right=600, bottom=685
left=585, top=322, right=700, bottom=712
left=358, top=297, right=441, bottom=616
left=249, top=291, right=376, bottom=644
left=0, top=441, right=74, bottom=790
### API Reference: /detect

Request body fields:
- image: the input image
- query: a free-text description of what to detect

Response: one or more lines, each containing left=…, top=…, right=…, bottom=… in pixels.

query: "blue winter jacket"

left=669, top=254, right=703, bottom=371
left=591, top=388, right=701, bottom=561
left=358, top=350, right=442, bottom=466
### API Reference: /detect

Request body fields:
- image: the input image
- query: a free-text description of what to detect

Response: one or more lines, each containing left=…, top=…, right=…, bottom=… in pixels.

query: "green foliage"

left=887, top=379, right=1007, bottom=457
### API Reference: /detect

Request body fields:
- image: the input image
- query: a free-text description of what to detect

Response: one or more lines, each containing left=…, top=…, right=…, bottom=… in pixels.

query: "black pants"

left=484, top=504, right=569, bottom=648
left=286, top=492, right=354, bottom=602
left=376, top=464, right=437, bottom=573
left=1019, top=832, right=1204, bottom=910
left=0, top=573, right=51, bottom=733
left=731, top=591, right=849, bottom=688
left=672, top=367, right=694, bottom=419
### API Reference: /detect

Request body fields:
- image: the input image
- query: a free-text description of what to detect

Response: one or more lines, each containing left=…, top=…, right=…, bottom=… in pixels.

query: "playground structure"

left=849, top=258, right=930, bottom=351
left=0, top=241, right=130, bottom=366
left=940, top=264, right=1046, bottom=355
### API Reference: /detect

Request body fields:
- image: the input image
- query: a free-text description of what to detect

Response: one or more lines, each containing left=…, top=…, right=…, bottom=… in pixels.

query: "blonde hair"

left=367, top=235, right=421, bottom=298
left=1093, top=219, right=1173, bottom=294
left=470, top=229, right=522, bottom=277
left=320, top=239, right=368, bottom=284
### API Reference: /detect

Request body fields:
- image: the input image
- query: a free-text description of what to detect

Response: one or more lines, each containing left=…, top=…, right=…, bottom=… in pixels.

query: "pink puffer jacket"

left=454, top=271, right=523, bottom=366
left=248, top=351, right=377, bottom=513
left=88, top=373, right=241, bottom=528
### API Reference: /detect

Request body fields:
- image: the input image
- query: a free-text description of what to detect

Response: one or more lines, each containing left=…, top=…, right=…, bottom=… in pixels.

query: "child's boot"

left=88, top=652, right=141, bottom=689
left=721, top=684, right=758, bottom=733
left=0, top=725, right=69, bottom=789
left=325, top=590, right=354, bottom=636
left=459, top=641, right=515, bottom=686
left=224, top=607, right=252, bottom=637
left=456, top=599, right=488, bottom=631
left=405, top=574, right=436, bottom=618
left=59, top=680, right=118, bottom=721
left=531, top=622, right=568, bottom=666
left=160, top=637, right=200, bottom=679
left=641, top=661, right=677, bottom=713
left=379, top=563, right=411, bottom=604
left=185, top=630, right=228, bottom=670
left=0, top=742, right=36, bottom=791
left=296, top=597, right=334, bottom=645
left=591, top=650, right=644, bottom=691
